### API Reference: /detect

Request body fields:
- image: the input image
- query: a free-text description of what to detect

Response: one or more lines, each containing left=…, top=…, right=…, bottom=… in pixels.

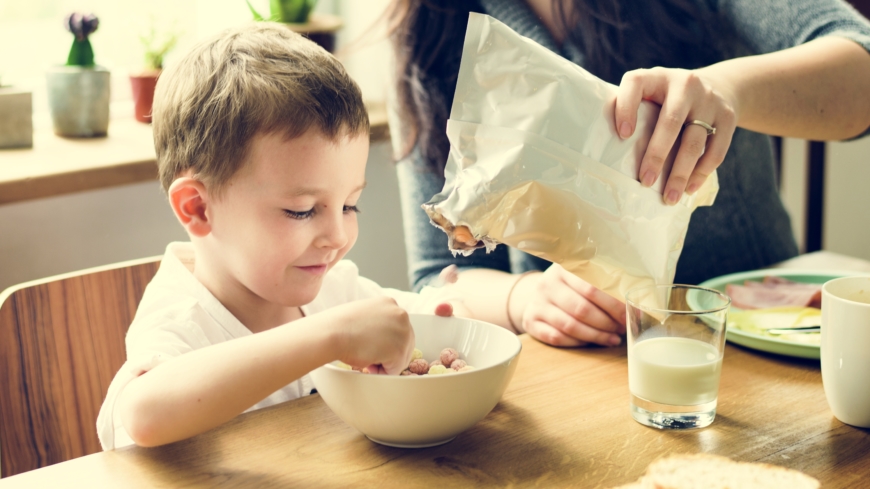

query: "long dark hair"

left=387, top=0, right=720, bottom=172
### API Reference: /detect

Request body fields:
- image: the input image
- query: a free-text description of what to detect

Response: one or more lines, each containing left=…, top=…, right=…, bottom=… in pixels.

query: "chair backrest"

left=0, top=257, right=160, bottom=477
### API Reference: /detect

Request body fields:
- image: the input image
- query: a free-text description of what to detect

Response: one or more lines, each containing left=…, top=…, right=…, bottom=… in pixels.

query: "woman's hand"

left=514, top=264, right=626, bottom=347
left=615, top=67, right=738, bottom=205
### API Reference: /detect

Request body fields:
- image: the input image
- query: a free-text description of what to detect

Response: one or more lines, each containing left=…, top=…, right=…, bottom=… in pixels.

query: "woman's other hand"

left=615, top=67, right=738, bottom=205
left=512, top=264, right=626, bottom=347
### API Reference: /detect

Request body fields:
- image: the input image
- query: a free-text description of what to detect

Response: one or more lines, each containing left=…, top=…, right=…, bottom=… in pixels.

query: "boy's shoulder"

left=128, top=242, right=248, bottom=345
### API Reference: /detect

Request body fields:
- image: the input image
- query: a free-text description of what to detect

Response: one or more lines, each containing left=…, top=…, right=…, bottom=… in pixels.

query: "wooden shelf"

left=0, top=101, right=390, bottom=205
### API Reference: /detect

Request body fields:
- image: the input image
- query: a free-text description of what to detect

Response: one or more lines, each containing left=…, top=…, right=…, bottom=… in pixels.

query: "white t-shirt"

left=97, top=242, right=455, bottom=450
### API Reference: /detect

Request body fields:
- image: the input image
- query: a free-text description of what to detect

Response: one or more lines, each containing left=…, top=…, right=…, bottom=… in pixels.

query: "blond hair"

left=152, top=22, right=369, bottom=194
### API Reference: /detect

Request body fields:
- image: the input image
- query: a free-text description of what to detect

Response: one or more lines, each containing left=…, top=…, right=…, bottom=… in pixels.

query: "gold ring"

left=685, top=120, right=716, bottom=136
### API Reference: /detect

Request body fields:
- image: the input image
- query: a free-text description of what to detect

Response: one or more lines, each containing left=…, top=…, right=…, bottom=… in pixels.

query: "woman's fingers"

left=686, top=111, right=735, bottom=195
left=547, top=278, right=622, bottom=334
left=615, top=70, right=649, bottom=139
left=664, top=121, right=713, bottom=204
left=555, top=266, right=627, bottom=332
left=527, top=305, right=622, bottom=346
left=524, top=319, right=586, bottom=347
left=617, top=68, right=737, bottom=203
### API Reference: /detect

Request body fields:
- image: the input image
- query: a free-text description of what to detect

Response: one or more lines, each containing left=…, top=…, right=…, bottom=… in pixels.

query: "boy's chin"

left=280, top=284, right=322, bottom=307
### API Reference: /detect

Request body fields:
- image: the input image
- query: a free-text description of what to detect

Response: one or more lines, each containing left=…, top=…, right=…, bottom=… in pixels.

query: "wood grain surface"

left=1, top=335, right=868, bottom=488
left=0, top=259, right=160, bottom=477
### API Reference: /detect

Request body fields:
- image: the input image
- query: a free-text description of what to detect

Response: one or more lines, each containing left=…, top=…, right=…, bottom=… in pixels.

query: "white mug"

left=821, top=276, right=870, bottom=428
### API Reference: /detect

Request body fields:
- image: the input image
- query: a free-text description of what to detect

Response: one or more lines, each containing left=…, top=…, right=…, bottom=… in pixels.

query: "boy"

left=96, top=22, right=477, bottom=450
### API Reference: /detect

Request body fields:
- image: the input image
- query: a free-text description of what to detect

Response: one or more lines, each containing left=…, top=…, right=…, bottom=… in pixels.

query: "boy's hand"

left=331, top=297, right=415, bottom=375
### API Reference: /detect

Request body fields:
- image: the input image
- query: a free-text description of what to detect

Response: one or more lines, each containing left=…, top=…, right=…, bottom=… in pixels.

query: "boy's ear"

left=168, top=177, right=211, bottom=238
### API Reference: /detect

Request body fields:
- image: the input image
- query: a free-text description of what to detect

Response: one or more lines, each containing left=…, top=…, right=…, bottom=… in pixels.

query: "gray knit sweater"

left=395, top=0, right=870, bottom=291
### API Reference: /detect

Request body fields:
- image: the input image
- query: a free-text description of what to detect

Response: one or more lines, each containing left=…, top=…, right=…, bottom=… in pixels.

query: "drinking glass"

left=625, top=284, right=731, bottom=429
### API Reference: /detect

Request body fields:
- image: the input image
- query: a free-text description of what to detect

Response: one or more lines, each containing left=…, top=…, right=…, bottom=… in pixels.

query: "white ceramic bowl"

left=309, top=314, right=522, bottom=448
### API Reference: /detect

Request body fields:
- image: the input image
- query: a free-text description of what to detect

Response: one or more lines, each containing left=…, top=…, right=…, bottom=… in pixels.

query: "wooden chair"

left=0, top=256, right=161, bottom=477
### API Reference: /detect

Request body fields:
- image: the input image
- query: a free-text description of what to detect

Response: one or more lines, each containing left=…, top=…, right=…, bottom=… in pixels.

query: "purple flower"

left=65, top=13, right=99, bottom=41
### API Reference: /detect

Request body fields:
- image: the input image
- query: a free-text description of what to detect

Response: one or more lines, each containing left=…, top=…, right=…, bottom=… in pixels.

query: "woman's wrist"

left=506, top=271, right=541, bottom=334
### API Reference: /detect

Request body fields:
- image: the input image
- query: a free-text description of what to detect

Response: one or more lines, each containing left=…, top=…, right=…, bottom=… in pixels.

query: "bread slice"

left=613, top=453, right=819, bottom=489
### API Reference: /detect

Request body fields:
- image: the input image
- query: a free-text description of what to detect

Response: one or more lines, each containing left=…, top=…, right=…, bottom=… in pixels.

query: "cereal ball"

left=412, top=348, right=424, bottom=360
left=336, top=361, right=353, bottom=370
left=400, top=369, right=415, bottom=376
left=450, top=359, right=467, bottom=371
left=440, top=348, right=459, bottom=367
left=458, top=365, right=475, bottom=372
left=429, top=359, right=443, bottom=367
left=408, top=358, right=429, bottom=375
left=428, top=364, right=450, bottom=375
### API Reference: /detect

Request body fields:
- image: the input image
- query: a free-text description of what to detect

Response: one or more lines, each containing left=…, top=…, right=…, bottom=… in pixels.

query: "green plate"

left=698, top=269, right=856, bottom=360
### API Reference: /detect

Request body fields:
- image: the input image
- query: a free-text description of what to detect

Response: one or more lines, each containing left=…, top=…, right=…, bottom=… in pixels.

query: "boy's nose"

left=315, top=212, right=349, bottom=250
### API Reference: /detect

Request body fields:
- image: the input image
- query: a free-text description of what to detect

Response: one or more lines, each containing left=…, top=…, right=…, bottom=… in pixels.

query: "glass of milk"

left=625, top=284, right=731, bottom=429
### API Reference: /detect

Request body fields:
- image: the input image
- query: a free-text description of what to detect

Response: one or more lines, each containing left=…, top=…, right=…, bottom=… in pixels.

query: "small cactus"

left=65, top=13, right=100, bottom=67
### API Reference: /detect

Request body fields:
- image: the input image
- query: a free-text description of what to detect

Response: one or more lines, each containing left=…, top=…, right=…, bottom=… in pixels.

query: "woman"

left=387, top=0, right=870, bottom=347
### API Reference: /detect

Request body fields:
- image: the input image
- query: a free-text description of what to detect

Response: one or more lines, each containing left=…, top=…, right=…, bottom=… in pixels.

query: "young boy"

left=96, top=23, right=481, bottom=450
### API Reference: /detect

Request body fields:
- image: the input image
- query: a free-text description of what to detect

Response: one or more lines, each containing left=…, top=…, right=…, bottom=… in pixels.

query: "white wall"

left=779, top=136, right=870, bottom=261
left=0, top=141, right=408, bottom=294
left=823, top=137, right=870, bottom=260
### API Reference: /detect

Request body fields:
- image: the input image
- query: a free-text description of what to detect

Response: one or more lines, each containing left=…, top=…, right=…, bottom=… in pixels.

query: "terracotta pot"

left=130, top=72, right=160, bottom=123
left=283, top=13, right=343, bottom=53
left=46, top=65, right=110, bottom=137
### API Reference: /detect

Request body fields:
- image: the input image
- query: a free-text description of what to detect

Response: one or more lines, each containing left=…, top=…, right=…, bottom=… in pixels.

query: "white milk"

left=629, top=337, right=722, bottom=406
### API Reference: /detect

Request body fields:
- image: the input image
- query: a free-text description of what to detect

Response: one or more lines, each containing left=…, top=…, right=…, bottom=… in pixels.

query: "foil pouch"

left=422, top=13, right=719, bottom=301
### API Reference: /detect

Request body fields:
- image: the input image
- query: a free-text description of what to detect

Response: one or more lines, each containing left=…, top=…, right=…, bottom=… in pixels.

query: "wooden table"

left=2, top=251, right=868, bottom=488
left=0, top=102, right=389, bottom=205
left=1, top=341, right=867, bottom=488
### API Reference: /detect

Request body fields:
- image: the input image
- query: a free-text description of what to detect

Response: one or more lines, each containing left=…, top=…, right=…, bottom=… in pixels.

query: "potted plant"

left=46, top=13, right=110, bottom=137
left=130, top=25, right=178, bottom=123
left=246, top=0, right=343, bottom=53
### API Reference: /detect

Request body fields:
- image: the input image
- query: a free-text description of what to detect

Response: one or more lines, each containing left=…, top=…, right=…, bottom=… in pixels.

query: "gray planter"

left=46, top=65, right=110, bottom=137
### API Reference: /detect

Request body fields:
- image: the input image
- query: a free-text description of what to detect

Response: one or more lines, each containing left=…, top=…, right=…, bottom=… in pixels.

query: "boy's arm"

left=117, top=297, right=414, bottom=447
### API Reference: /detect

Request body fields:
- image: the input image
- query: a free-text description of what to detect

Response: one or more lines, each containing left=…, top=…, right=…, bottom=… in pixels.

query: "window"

left=0, top=0, right=390, bottom=114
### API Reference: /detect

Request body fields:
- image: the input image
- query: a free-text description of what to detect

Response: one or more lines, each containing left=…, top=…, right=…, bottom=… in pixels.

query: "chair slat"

left=0, top=259, right=160, bottom=477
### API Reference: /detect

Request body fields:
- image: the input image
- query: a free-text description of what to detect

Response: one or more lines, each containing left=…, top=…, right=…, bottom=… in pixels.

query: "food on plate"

left=726, top=276, right=821, bottom=310
left=727, top=306, right=821, bottom=345
left=612, top=453, right=819, bottom=489
left=337, top=347, right=475, bottom=375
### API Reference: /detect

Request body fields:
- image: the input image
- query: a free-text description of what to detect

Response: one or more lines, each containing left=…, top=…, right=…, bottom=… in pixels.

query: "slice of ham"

left=726, top=276, right=822, bottom=309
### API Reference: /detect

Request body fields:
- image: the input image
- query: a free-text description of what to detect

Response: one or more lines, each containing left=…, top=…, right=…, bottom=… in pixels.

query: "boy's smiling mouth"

left=297, top=264, right=329, bottom=275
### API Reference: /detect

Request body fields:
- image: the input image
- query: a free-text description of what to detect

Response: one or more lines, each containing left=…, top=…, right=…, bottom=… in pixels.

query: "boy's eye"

left=283, top=208, right=314, bottom=220
left=343, top=205, right=361, bottom=214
